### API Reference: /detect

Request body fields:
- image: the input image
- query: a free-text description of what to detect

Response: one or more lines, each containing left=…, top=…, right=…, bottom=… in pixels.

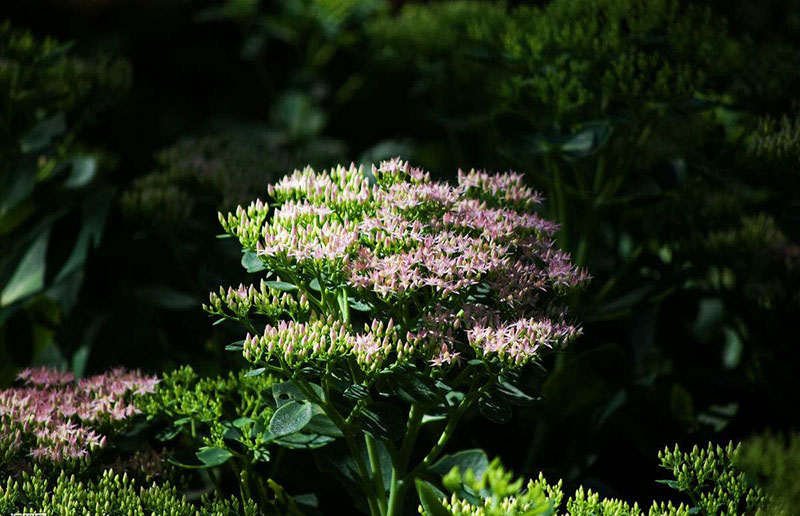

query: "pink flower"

left=0, top=366, right=158, bottom=465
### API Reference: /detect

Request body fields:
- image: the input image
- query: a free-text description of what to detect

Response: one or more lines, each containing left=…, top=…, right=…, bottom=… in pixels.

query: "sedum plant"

left=0, top=366, right=157, bottom=467
left=658, top=442, right=764, bottom=516
left=206, top=158, right=587, bottom=515
left=419, top=442, right=773, bottom=516
left=0, top=466, right=259, bottom=516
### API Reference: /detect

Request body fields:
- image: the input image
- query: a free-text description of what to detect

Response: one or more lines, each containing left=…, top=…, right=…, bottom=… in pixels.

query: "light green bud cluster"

left=567, top=487, right=689, bottom=516
left=0, top=466, right=258, bottom=516
left=658, top=442, right=764, bottom=516
left=426, top=459, right=563, bottom=516
left=219, top=199, right=271, bottom=250
left=204, top=280, right=311, bottom=321
left=137, top=365, right=279, bottom=450
left=244, top=315, right=401, bottom=371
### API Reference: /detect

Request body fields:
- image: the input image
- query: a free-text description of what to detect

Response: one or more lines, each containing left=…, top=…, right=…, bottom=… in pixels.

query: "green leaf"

left=244, top=367, right=266, bottom=377
left=396, top=371, right=439, bottom=405
left=348, top=298, right=372, bottom=311
left=430, top=449, right=489, bottom=479
left=242, top=249, right=267, bottom=273
left=272, top=381, right=324, bottom=406
left=167, top=457, right=214, bottom=469
left=273, top=432, right=336, bottom=449
left=70, top=316, right=103, bottom=378
left=1, top=159, right=37, bottom=214
left=416, top=479, right=452, bottom=516
left=357, top=403, right=405, bottom=441
left=225, top=340, right=245, bottom=351
left=63, top=156, right=97, bottom=189
left=264, top=280, right=298, bottom=291
left=560, top=121, right=611, bottom=158
left=232, top=417, right=254, bottom=428
left=478, top=391, right=512, bottom=424
left=155, top=426, right=182, bottom=441
left=2, top=229, right=50, bottom=306
left=269, top=401, right=313, bottom=437
left=343, top=384, right=370, bottom=401
left=655, top=479, right=681, bottom=490
left=54, top=187, right=113, bottom=286
left=305, top=414, right=344, bottom=437
left=495, top=382, right=540, bottom=406
left=71, top=345, right=90, bottom=378
left=196, top=446, right=233, bottom=467
left=722, top=326, right=743, bottom=369
left=20, top=113, right=66, bottom=153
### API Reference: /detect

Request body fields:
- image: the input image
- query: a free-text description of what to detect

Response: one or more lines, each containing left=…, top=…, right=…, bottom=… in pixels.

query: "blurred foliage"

left=737, top=433, right=800, bottom=516
left=0, top=21, right=130, bottom=382
left=121, top=132, right=344, bottom=234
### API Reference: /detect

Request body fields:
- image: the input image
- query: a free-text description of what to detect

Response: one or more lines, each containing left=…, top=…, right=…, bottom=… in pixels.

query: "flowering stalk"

left=207, top=159, right=588, bottom=515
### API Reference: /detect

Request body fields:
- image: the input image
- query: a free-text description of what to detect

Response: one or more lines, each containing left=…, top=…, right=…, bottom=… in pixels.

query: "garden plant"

left=0, top=0, right=798, bottom=513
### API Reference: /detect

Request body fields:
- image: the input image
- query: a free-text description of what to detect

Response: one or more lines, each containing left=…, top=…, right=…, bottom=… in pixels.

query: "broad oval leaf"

left=242, top=249, right=267, bottom=273
left=269, top=400, right=313, bottom=437
left=430, top=449, right=489, bottom=479
left=196, top=446, right=233, bottom=467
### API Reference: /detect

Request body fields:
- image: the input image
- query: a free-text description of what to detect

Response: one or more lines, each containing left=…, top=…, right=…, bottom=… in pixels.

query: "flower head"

left=217, top=159, right=588, bottom=372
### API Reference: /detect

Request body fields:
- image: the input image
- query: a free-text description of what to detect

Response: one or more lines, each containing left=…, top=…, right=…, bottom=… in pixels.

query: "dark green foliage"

left=0, top=21, right=130, bottom=381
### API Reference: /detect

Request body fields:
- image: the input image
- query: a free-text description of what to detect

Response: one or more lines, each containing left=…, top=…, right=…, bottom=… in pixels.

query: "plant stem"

left=289, top=368, right=383, bottom=516
left=365, top=433, right=388, bottom=515
left=386, top=404, right=424, bottom=516
left=404, top=379, right=490, bottom=482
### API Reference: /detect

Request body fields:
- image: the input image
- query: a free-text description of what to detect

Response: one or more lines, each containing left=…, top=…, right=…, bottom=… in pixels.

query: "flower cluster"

left=205, top=280, right=311, bottom=321
left=244, top=315, right=401, bottom=372
left=0, top=367, right=158, bottom=464
left=218, top=159, right=588, bottom=371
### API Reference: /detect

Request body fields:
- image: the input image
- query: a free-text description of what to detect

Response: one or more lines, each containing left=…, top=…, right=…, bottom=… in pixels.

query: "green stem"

left=386, top=404, right=424, bottom=516
left=289, top=368, right=382, bottom=515
left=386, top=469, right=405, bottom=516
left=366, top=434, right=388, bottom=515
left=404, top=379, right=490, bottom=483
